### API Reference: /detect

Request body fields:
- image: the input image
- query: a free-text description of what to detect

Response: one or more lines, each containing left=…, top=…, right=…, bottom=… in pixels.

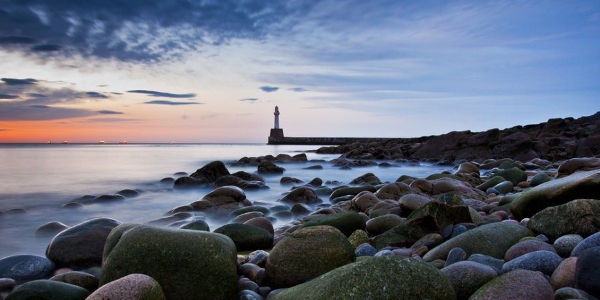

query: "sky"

left=0, top=0, right=599, bottom=143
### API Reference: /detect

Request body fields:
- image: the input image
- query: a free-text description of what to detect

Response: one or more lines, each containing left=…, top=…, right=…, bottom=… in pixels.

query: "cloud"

left=240, top=98, right=258, bottom=102
left=1, top=78, right=37, bottom=85
left=0, top=128, right=6, bottom=131
left=289, top=87, right=308, bottom=92
left=0, top=1, right=314, bottom=61
left=86, top=117, right=138, bottom=122
left=0, top=103, right=96, bottom=120
left=86, top=91, right=109, bottom=98
left=260, top=86, right=279, bottom=92
left=0, top=93, right=18, bottom=99
left=128, top=90, right=196, bottom=98
left=97, top=110, right=123, bottom=114
left=143, top=100, right=200, bottom=105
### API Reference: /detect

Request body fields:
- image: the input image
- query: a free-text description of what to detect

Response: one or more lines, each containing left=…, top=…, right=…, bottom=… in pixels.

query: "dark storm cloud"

left=260, top=86, right=279, bottom=92
left=1, top=78, right=38, bottom=85
left=97, top=110, right=123, bottom=114
left=128, top=90, right=196, bottom=98
left=240, top=98, right=258, bottom=102
left=144, top=100, right=200, bottom=105
left=0, top=93, right=18, bottom=99
left=0, top=1, right=314, bottom=61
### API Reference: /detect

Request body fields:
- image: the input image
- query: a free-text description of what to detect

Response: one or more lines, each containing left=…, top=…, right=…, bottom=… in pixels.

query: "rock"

left=456, top=162, right=480, bottom=175
left=202, top=186, right=250, bottom=211
left=301, top=211, right=366, bottom=237
left=87, top=274, right=165, bottom=300
left=350, top=173, right=381, bottom=185
left=0, top=277, right=16, bottom=292
left=63, top=202, right=84, bottom=209
left=373, top=223, right=426, bottom=249
left=527, top=199, right=600, bottom=240
left=550, top=257, right=577, bottom=289
left=117, top=189, right=139, bottom=198
left=329, top=185, right=377, bottom=199
left=215, top=175, right=266, bottom=190
left=504, top=239, right=556, bottom=261
left=265, top=226, right=354, bottom=288
left=355, top=243, right=377, bottom=257
left=35, top=222, right=68, bottom=236
left=280, top=177, right=302, bottom=185
left=350, top=191, right=381, bottom=212
left=445, top=247, right=467, bottom=267
left=307, top=177, right=322, bottom=187
left=398, top=193, right=431, bottom=211
left=554, top=234, right=584, bottom=257
left=441, top=261, right=497, bottom=300
left=148, top=212, right=192, bottom=225
left=476, top=176, right=506, bottom=191
left=555, top=287, right=596, bottom=300
left=190, top=160, right=230, bottom=181
left=575, top=246, right=600, bottom=297
left=313, top=186, right=332, bottom=196
left=571, top=232, right=600, bottom=257
left=244, top=217, right=274, bottom=235
left=239, top=289, right=263, bottom=300
left=366, top=214, right=404, bottom=235
left=530, top=172, right=552, bottom=187
left=159, top=177, right=174, bottom=184
left=303, top=165, right=323, bottom=170
left=557, top=157, right=600, bottom=176
left=488, top=181, right=513, bottom=195
left=233, top=206, right=270, bottom=216
left=429, top=177, right=487, bottom=200
left=46, top=218, right=120, bottom=268
left=232, top=211, right=264, bottom=223
left=92, top=194, right=126, bottom=203
left=405, top=201, right=474, bottom=233
left=290, top=204, right=309, bottom=216
left=0, top=255, right=55, bottom=284
left=279, top=187, right=321, bottom=204
left=257, top=161, right=285, bottom=174
left=347, top=230, right=369, bottom=248
left=214, top=223, right=273, bottom=251
left=269, top=257, right=456, bottom=300
left=49, top=271, right=97, bottom=292
left=101, top=224, right=237, bottom=300
left=469, top=269, right=554, bottom=300
left=467, top=254, right=504, bottom=273
left=502, top=250, right=563, bottom=275
left=374, top=182, right=412, bottom=200
left=510, top=170, right=600, bottom=220
left=179, top=219, right=210, bottom=231
left=423, top=222, right=532, bottom=261
left=493, top=167, right=527, bottom=185
left=5, top=280, right=89, bottom=299
left=173, top=176, right=207, bottom=189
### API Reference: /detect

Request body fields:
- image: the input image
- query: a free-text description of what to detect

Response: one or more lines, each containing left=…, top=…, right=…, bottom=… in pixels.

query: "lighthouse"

left=274, top=106, right=280, bottom=129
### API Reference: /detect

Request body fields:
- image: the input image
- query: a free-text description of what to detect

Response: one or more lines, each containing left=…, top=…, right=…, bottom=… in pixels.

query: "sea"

left=0, top=143, right=451, bottom=258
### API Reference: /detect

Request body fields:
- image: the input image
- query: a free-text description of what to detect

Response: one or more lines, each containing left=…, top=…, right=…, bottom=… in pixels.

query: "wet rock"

left=92, top=194, right=125, bottom=203
left=348, top=230, right=369, bottom=248
left=467, top=254, right=504, bottom=273
left=571, top=232, right=600, bottom=256
left=530, top=172, right=552, bottom=187
left=510, top=169, right=600, bottom=219
left=232, top=211, right=264, bottom=223
left=179, top=219, right=210, bottom=231
left=87, top=274, right=165, bottom=300
left=190, top=160, right=230, bottom=181
left=476, top=176, right=506, bottom=191
left=49, top=271, right=98, bottom=292
left=487, top=181, right=513, bottom=195
left=398, top=193, right=431, bottom=211
left=148, top=212, right=192, bottom=225
left=502, top=250, right=563, bottom=275
left=215, top=175, right=266, bottom=190
left=469, top=269, right=553, bottom=300
left=555, top=287, right=596, bottom=300
left=5, top=279, right=89, bottom=300
left=101, top=224, right=237, bottom=300
left=423, top=222, right=532, bottom=261
left=269, top=257, right=455, bottom=300
left=373, top=223, right=426, bottom=249
left=279, top=177, right=302, bottom=185
left=554, top=234, right=583, bottom=257
left=244, top=217, right=274, bottom=235
left=441, top=261, right=497, bottom=300
left=279, top=187, right=321, bottom=204
left=355, top=243, right=377, bottom=257
left=233, top=206, right=270, bottom=216
left=527, top=199, right=600, bottom=240
left=173, top=176, right=207, bottom=189
left=350, top=191, right=381, bottom=212
left=329, top=185, right=377, bottom=199
left=36, top=221, right=68, bottom=236
left=405, top=201, right=474, bottom=233
left=0, top=255, right=55, bottom=284
left=290, top=203, right=309, bottom=217
left=265, top=226, right=354, bottom=288
left=307, top=177, right=322, bottom=187
left=214, top=223, right=273, bottom=251
left=350, top=173, right=381, bottom=185
left=445, top=247, right=467, bottom=267
left=159, top=177, right=174, bottom=184
left=504, top=239, right=557, bottom=261
left=366, top=214, right=404, bottom=236
left=62, top=202, right=84, bottom=209
left=493, top=167, right=527, bottom=185
left=557, top=157, right=600, bottom=176
left=374, top=182, right=412, bottom=200
left=117, top=189, right=139, bottom=198
left=550, top=257, right=577, bottom=289
left=456, top=162, right=480, bottom=176
left=202, top=186, right=250, bottom=211
left=46, top=218, right=120, bottom=268
left=303, top=165, right=323, bottom=170
left=575, top=246, right=600, bottom=297
left=257, top=161, right=285, bottom=174
left=302, top=211, right=366, bottom=236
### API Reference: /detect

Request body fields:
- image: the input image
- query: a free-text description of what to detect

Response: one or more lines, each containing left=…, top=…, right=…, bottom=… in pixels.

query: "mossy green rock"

left=101, top=224, right=237, bottom=300
left=476, top=176, right=506, bottom=191
left=527, top=199, right=600, bottom=240
left=348, top=229, right=369, bottom=248
left=301, top=211, right=366, bottom=236
left=373, top=223, right=426, bottom=249
left=494, top=167, right=527, bottom=185
left=271, top=257, right=456, bottom=300
left=365, top=214, right=404, bottom=235
left=510, top=170, right=600, bottom=219
left=179, top=219, right=210, bottom=231
left=423, top=222, right=532, bottom=261
left=530, top=172, right=551, bottom=187
left=50, top=271, right=98, bottom=292
left=329, top=185, right=377, bottom=199
left=6, top=280, right=90, bottom=300
left=469, top=269, right=554, bottom=300
left=214, top=223, right=273, bottom=251
left=405, top=201, right=474, bottom=232
left=265, top=226, right=355, bottom=288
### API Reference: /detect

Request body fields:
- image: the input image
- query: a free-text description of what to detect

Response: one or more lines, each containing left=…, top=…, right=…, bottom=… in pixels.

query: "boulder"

left=527, top=199, right=600, bottom=240
left=329, top=186, right=377, bottom=199
left=504, top=239, right=556, bottom=261
left=5, top=280, right=89, bottom=300
left=398, top=193, right=431, bottom=211
left=257, top=161, right=285, bottom=174
left=36, top=222, right=69, bottom=236
left=441, top=261, right=497, bottom=300
left=279, top=187, right=321, bottom=204
left=571, top=232, right=600, bottom=257
left=510, top=170, right=600, bottom=219
left=550, top=257, right=577, bottom=289
left=405, top=202, right=474, bottom=233
left=87, top=274, right=165, bottom=300
left=202, top=186, right=249, bottom=211
left=350, top=173, right=381, bottom=185
left=244, top=217, right=274, bottom=235
left=374, top=182, right=412, bottom=200
left=214, top=175, right=266, bottom=190
left=469, top=269, right=554, bottom=300
left=493, top=167, right=527, bottom=185
left=530, top=172, right=552, bottom=187
left=423, top=222, right=532, bottom=261
left=373, top=223, right=426, bottom=249
left=0, top=255, right=55, bottom=284
left=46, top=218, right=120, bottom=268
left=301, top=211, right=366, bottom=237
left=279, top=177, right=302, bottom=185
left=190, top=161, right=230, bottom=181
left=554, top=234, right=583, bottom=257
left=366, top=214, right=404, bottom=236
left=575, top=246, right=600, bottom=297
left=502, top=250, right=563, bottom=276
left=270, top=257, right=456, bottom=300
left=350, top=191, right=381, bottom=212
left=265, top=226, right=354, bottom=288
left=173, top=177, right=208, bottom=189
left=101, top=224, right=237, bottom=300
left=50, top=271, right=98, bottom=292
left=557, top=157, right=600, bottom=176
left=456, top=162, right=480, bottom=175
left=214, top=223, right=273, bottom=251
left=179, top=219, right=210, bottom=231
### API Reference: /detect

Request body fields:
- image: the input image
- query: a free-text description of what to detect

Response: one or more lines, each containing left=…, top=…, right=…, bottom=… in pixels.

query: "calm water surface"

left=0, top=144, right=450, bottom=258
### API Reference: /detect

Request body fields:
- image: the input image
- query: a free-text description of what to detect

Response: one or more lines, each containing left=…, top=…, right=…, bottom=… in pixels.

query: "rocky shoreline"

left=1, top=147, right=600, bottom=298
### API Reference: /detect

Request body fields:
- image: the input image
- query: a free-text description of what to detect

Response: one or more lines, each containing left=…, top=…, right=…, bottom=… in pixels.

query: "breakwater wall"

left=267, top=129, right=397, bottom=145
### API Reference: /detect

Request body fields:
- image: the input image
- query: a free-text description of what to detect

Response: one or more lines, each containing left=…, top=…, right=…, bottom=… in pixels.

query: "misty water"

left=0, top=144, right=451, bottom=258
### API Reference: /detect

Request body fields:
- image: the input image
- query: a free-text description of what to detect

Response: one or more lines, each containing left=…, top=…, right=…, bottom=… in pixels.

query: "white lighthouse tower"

left=274, top=106, right=280, bottom=129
